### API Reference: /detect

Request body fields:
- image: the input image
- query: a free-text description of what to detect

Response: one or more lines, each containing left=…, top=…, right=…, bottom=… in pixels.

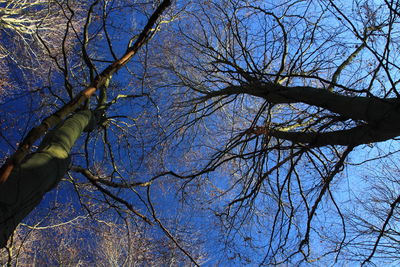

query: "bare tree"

left=139, top=0, right=400, bottom=265
left=0, top=0, right=174, bottom=251
left=0, top=0, right=83, bottom=96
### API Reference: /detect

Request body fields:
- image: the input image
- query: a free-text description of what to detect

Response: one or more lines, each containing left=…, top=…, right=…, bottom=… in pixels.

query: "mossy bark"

left=0, top=110, right=93, bottom=247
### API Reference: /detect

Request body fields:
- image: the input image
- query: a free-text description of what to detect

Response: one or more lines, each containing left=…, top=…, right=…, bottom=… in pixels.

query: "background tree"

left=1, top=206, right=207, bottom=266
left=0, top=0, right=83, bottom=98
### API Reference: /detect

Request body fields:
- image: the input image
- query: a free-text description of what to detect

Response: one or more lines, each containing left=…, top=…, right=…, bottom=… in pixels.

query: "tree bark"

left=269, top=125, right=400, bottom=146
left=203, top=83, right=400, bottom=146
left=0, top=110, right=93, bottom=248
left=206, top=83, right=400, bottom=124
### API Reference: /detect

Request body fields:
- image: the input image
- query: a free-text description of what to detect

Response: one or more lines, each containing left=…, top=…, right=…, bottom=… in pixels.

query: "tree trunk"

left=0, top=110, right=93, bottom=247
left=202, top=83, right=400, bottom=146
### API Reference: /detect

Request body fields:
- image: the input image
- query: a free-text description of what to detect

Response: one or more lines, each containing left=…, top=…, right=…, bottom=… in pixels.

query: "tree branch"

left=0, top=0, right=172, bottom=183
left=203, top=83, right=399, bottom=125
left=269, top=124, right=400, bottom=146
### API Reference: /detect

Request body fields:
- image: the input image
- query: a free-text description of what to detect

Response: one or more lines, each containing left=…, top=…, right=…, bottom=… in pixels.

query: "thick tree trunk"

left=203, top=83, right=400, bottom=146
left=0, top=110, right=93, bottom=247
left=205, top=83, right=400, bottom=124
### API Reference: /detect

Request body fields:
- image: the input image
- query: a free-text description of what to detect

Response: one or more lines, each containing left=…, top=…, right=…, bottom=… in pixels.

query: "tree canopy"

left=2, top=0, right=400, bottom=265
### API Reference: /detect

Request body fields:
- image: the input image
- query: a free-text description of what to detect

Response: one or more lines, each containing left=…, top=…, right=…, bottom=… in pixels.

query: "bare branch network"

left=1, top=0, right=400, bottom=266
